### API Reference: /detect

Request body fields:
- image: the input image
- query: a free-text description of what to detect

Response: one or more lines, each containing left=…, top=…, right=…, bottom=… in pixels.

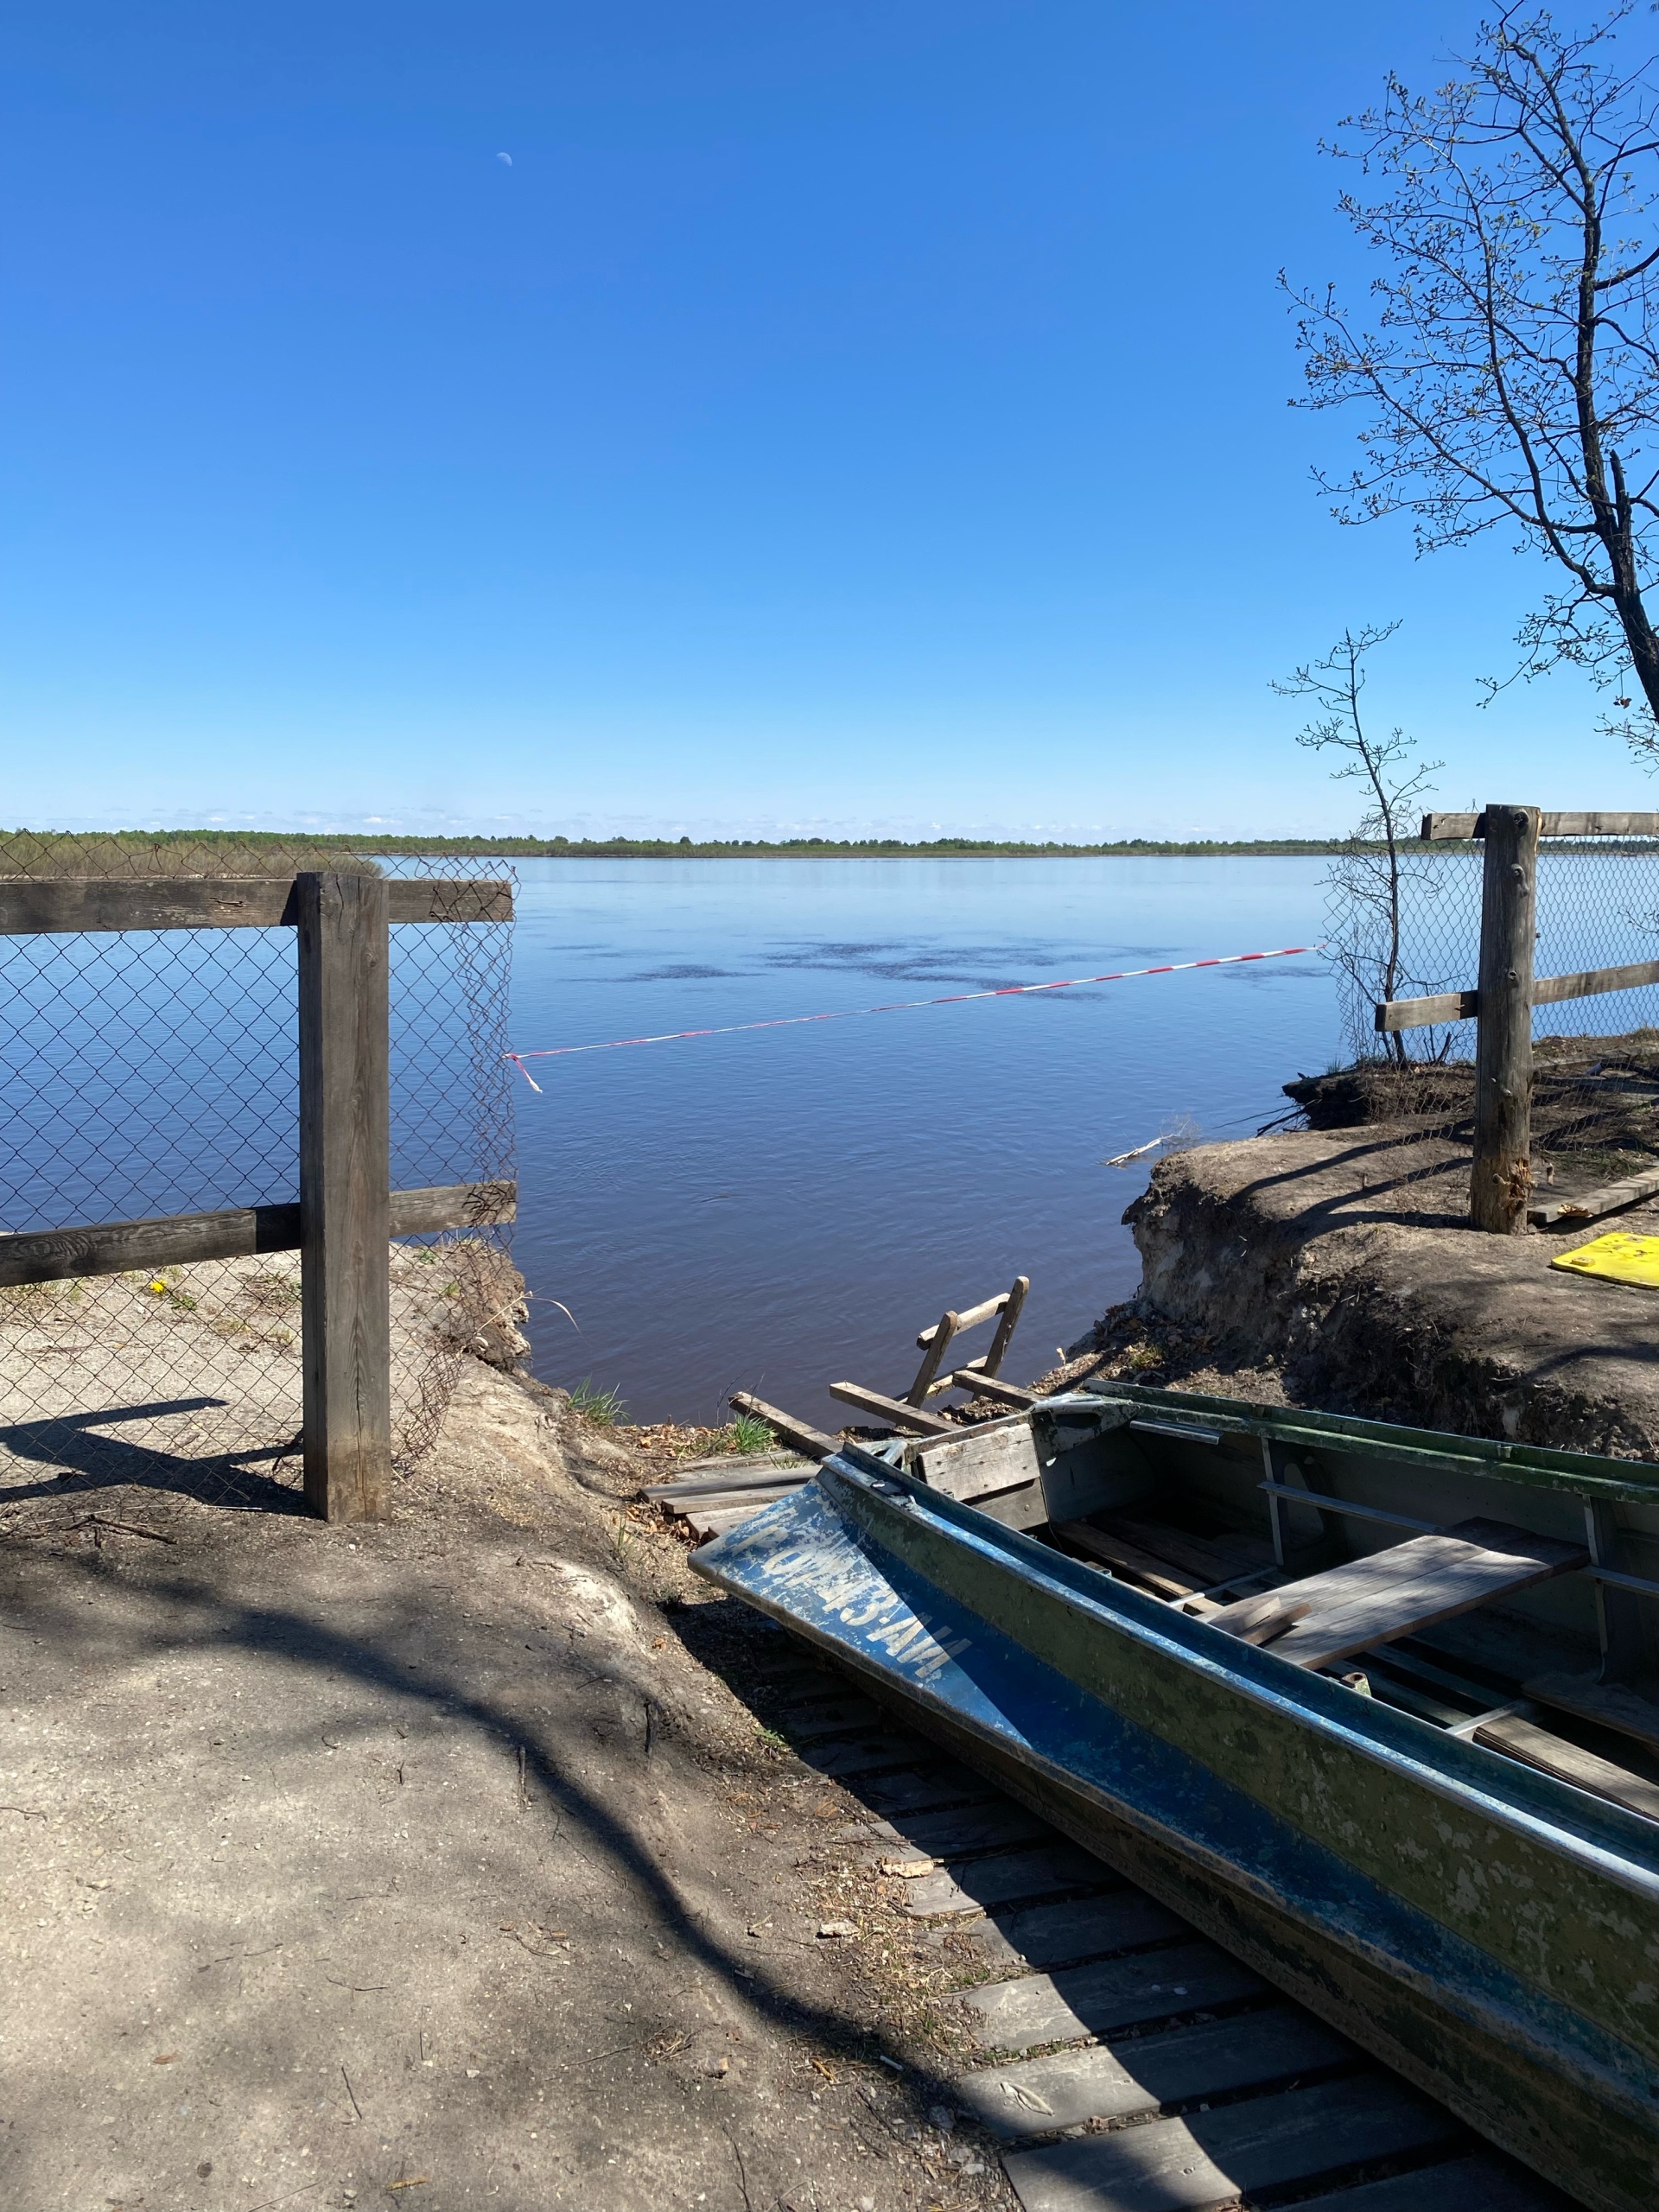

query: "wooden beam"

left=906, top=1306, right=962, bottom=1405
left=0, top=1181, right=515, bottom=1288
left=1378, top=955, right=1659, bottom=1031
left=656, top=1484, right=805, bottom=1516
left=385, top=880, right=513, bottom=924
left=1422, top=810, right=1659, bottom=841
left=298, top=872, right=391, bottom=1524
left=1471, top=805, right=1540, bottom=1234
left=1532, top=957, right=1659, bottom=1005
left=827, top=1380, right=958, bottom=1436
left=924, top=1353, right=987, bottom=1396
left=917, top=1293, right=1007, bottom=1345
left=1375, top=988, right=1480, bottom=1033
left=643, top=1471, right=810, bottom=1502
left=728, top=1391, right=839, bottom=1459
left=0, top=876, right=512, bottom=934
left=386, top=1180, right=517, bottom=1236
left=951, top=1370, right=1039, bottom=1407
left=1530, top=1165, right=1659, bottom=1228
left=979, top=1274, right=1029, bottom=1378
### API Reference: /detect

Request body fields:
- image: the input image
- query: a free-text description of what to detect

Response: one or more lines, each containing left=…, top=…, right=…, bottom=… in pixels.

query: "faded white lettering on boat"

left=724, top=1504, right=973, bottom=1677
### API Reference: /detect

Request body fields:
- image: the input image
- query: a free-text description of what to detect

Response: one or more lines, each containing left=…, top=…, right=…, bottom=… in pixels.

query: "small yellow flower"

left=149, top=1280, right=166, bottom=1294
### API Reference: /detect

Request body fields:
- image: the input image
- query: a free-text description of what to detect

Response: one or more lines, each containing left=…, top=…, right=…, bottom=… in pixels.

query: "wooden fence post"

left=297, top=872, right=391, bottom=1521
left=1470, top=804, right=1541, bottom=1234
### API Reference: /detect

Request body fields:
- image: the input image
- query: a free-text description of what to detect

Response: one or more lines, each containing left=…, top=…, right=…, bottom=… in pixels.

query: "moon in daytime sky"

left=496, top=150, right=512, bottom=165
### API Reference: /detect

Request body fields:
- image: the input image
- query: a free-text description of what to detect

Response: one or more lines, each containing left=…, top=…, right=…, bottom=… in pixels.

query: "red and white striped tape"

left=504, top=942, right=1322, bottom=1090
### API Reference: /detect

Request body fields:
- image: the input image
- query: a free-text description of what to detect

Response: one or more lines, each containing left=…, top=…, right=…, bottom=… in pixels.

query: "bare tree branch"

left=1289, top=4, right=1659, bottom=760
left=1274, top=624, right=1443, bottom=1065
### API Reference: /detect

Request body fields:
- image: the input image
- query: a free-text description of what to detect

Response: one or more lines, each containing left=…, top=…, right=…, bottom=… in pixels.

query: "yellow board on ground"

left=1551, top=1231, right=1659, bottom=1288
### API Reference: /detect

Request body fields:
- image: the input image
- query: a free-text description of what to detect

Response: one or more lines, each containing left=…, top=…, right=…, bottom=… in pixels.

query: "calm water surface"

left=508, top=859, right=1340, bottom=1430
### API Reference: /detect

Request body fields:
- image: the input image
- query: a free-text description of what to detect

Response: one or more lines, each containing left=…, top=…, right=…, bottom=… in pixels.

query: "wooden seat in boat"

left=1205, top=1518, right=1588, bottom=1672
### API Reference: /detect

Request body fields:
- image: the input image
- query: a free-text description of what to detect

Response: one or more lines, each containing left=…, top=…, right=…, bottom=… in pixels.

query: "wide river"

left=507, top=858, right=1342, bottom=1431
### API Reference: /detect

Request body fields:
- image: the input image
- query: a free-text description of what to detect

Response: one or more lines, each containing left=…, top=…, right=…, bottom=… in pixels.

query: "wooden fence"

left=0, top=872, right=516, bottom=1521
left=1374, top=810, right=1659, bottom=1233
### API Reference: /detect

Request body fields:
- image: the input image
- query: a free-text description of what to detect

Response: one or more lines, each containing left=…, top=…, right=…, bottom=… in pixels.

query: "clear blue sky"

left=5, top=3, right=1650, bottom=840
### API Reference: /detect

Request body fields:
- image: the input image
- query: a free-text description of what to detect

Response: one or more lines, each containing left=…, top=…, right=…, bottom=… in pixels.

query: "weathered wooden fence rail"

left=0, top=872, right=516, bottom=1521
left=1372, top=810, right=1659, bottom=1234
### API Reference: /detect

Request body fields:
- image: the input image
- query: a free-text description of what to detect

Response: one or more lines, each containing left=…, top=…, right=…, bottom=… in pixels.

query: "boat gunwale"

left=808, top=1446, right=1659, bottom=1902
left=1069, top=1376, right=1659, bottom=1504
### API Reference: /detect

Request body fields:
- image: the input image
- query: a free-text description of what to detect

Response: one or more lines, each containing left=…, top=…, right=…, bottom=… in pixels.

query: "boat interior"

left=880, top=1380, right=1659, bottom=1830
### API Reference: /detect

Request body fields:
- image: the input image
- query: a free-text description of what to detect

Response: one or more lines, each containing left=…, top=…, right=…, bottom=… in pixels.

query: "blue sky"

left=5, top=2, right=1652, bottom=840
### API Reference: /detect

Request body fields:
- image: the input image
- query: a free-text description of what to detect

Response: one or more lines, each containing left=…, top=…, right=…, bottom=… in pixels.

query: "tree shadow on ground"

left=0, top=1398, right=305, bottom=1513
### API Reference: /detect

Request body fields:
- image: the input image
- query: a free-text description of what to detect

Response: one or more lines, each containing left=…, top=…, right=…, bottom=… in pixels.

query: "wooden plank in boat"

left=1051, top=1520, right=1197, bottom=1599
left=899, top=1841, right=1111, bottom=1916
left=1288, top=2156, right=1567, bottom=2210
left=1522, top=1669, right=1659, bottom=1754
left=950, top=2003, right=1353, bottom=2139
left=1206, top=1517, right=1587, bottom=1671
left=1105, top=1512, right=1276, bottom=1587
left=969, top=1888, right=1186, bottom=1973
left=1474, top=1711, right=1659, bottom=1823
left=960, top=1939, right=1265, bottom=2050
left=906, top=1416, right=1041, bottom=1502
left=1001, top=2072, right=1458, bottom=2212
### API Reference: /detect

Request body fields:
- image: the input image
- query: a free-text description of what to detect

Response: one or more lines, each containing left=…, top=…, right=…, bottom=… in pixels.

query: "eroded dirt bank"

left=0, top=1361, right=1014, bottom=2212
left=1112, top=1127, right=1659, bottom=1455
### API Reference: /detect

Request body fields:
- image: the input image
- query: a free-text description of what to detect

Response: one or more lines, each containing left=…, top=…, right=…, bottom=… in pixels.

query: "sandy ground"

left=0, top=1242, right=524, bottom=1514
left=0, top=1361, right=1016, bottom=2212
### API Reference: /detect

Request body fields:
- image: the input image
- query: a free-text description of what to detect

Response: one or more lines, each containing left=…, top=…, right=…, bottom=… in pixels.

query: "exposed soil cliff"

left=1122, top=1128, right=1659, bottom=1457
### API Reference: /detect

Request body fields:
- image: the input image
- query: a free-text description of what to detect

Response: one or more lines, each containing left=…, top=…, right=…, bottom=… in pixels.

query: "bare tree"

left=1288, top=5, right=1659, bottom=755
left=1275, top=623, right=1443, bottom=1064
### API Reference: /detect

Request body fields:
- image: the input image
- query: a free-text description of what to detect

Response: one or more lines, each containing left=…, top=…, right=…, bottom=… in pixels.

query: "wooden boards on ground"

left=747, top=1636, right=1560, bottom=2212
left=649, top=1446, right=817, bottom=1542
left=1001, top=2075, right=1458, bottom=2212
left=952, top=2004, right=1351, bottom=2138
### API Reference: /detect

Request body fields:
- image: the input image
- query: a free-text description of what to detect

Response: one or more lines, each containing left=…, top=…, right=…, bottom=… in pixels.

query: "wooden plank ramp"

left=732, top=1638, right=1571, bottom=2212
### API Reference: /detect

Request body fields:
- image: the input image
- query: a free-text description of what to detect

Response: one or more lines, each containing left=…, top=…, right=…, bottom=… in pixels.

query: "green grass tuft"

left=728, top=1412, right=776, bottom=1454
left=569, top=1376, right=627, bottom=1427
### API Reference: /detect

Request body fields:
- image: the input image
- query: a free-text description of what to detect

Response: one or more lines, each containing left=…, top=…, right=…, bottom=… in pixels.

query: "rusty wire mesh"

left=0, top=834, right=517, bottom=1525
left=1315, top=835, right=1659, bottom=1207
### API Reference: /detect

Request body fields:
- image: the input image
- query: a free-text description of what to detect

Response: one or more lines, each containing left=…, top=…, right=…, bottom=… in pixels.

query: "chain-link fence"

left=0, top=833, right=516, bottom=1524
left=1308, top=833, right=1659, bottom=1208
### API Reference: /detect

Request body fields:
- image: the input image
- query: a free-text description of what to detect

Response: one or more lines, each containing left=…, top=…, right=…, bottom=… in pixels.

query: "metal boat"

left=690, top=1378, right=1659, bottom=2212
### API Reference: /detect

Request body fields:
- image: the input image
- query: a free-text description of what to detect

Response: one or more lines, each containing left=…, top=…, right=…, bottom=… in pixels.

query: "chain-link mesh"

left=1315, top=834, right=1659, bottom=1209
left=0, top=834, right=516, bottom=1526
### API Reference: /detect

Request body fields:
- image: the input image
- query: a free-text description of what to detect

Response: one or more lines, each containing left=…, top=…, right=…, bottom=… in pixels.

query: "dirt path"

left=0, top=1361, right=1013, bottom=2212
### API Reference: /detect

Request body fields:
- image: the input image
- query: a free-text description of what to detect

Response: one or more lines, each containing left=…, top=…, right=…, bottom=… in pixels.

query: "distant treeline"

left=4, top=827, right=1422, bottom=863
